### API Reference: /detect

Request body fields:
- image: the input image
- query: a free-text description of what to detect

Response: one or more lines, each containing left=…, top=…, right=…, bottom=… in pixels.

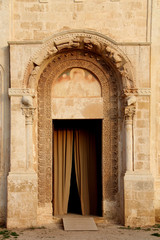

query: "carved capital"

left=22, top=107, right=36, bottom=124
left=124, top=105, right=136, bottom=121
left=124, top=95, right=136, bottom=121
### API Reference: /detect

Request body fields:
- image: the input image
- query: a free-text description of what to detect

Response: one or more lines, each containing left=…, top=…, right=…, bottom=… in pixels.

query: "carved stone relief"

left=8, top=88, right=35, bottom=97
left=37, top=50, right=119, bottom=208
left=21, top=31, right=136, bottom=214
left=22, top=31, right=135, bottom=90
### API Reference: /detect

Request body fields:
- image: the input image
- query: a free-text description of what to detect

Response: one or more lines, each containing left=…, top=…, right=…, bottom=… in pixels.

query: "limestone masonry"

left=0, top=0, right=160, bottom=228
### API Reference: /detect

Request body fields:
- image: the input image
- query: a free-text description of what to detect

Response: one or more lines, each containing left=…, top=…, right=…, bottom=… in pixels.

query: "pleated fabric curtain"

left=54, top=125, right=98, bottom=216
left=74, top=128, right=97, bottom=215
left=54, top=129, right=73, bottom=215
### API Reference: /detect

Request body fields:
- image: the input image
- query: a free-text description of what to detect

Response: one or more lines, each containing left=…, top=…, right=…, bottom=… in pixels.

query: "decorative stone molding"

left=8, top=88, right=35, bottom=97
left=121, top=88, right=138, bottom=97
left=19, top=30, right=137, bottom=214
left=54, top=36, right=80, bottom=51
left=22, top=30, right=135, bottom=90
left=121, top=88, right=151, bottom=97
left=137, top=88, right=151, bottom=96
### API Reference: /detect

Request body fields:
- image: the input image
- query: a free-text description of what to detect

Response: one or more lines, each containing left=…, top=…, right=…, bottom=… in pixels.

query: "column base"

left=124, top=171, right=155, bottom=227
left=7, top=172, right=38, bottom=228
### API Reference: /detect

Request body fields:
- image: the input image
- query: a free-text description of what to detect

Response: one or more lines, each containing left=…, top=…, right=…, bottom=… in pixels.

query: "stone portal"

left=7, top=31, right=154, bottom=228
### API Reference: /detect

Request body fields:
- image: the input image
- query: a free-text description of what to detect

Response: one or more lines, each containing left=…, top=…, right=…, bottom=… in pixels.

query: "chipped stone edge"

left=8, top=88, right=35, bottom=97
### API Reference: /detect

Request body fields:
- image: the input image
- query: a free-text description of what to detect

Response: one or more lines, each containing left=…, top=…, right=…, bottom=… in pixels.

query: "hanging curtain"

left=74, top=127, right=98, bottom=215
left=87, top=128, right=98, bottom=215
left=54, top=128, right=73, bottom=215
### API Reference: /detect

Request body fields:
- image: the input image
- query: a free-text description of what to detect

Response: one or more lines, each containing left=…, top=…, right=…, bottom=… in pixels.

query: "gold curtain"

left=54, top=124, right=98, bottom=216
left=54, top=129, right=73, bottom=215
left=74, top=128, right=97, bottom=215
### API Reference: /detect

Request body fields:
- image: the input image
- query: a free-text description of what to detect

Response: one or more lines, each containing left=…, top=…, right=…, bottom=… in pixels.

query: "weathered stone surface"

left=0, top=0, right=160, bottom=229
left=7, top=173, right=38, bottom=228
left=124, top=173, right=155, bottom=227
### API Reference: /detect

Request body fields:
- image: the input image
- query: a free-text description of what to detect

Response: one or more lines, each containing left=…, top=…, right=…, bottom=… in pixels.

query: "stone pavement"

left=4, top=223, right=159, bottom=240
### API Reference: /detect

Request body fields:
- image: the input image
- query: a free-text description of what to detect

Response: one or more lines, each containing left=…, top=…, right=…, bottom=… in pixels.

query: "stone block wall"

left=124, top=173, right=155, bottom=227
left=0, top=0, right=10, bottom=225
left=150, top=1, right=160, bottom=222
left=11, top=0, right=148, bottom=42
left=7, top=173, right=37, bottom=228
left=134, top=96, right=150, bottom=171
left=0, top=0, right=160, bottom=228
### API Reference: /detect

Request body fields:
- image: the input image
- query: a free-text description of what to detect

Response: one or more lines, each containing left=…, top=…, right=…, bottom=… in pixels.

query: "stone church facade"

left=0, top=0, right=160, bottom=228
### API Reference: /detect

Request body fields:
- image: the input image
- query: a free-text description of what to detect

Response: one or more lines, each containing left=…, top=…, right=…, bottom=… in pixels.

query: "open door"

left=53, top=120, right=102, bottom=216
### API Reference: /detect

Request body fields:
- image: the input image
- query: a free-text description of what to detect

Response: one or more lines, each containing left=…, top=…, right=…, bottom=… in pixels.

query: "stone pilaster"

left=7, top=89, right=38, bottom=228
left=123, top=94, right=155, bottom=227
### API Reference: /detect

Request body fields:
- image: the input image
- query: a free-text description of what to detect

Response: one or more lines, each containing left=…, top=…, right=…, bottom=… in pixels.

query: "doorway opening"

left=53, top=119, right=102, bottom=216
left=68, top=147, right=82, bottom=214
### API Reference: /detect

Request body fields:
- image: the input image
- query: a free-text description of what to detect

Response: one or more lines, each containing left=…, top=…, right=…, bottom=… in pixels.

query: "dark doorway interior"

left=68, top=148, right=82, bottom=214
left=53, top=119, right=102, bottom=216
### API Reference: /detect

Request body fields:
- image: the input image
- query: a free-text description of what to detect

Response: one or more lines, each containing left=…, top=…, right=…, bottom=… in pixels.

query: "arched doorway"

left=19, top=30, right=135, bottom=225
left=37, top=50, right=119, bottom=217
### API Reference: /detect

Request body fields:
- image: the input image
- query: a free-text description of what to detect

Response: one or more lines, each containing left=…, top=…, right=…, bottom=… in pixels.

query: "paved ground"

left=1, top=223, right=160, bottom=240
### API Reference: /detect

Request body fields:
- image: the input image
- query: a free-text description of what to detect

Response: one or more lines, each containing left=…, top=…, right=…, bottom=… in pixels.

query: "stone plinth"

left=7, top=172, right=38, bottom=228
left=124, top=172, right=155, bottom=227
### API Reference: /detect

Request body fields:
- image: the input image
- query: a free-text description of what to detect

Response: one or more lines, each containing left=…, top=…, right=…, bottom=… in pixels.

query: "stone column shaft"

left=22, top=107, right=35, bottom=171
left=124, top=101, right=136, bottom=172
left=125, top=119, right=133, bottom=171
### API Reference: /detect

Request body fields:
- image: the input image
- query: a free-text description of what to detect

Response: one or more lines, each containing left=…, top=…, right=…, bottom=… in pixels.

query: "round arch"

left=22, top=30, right=135, bottom=91
left=37, top=50, right=119, bottom=217
left=22, top=30, right=136, bottom=221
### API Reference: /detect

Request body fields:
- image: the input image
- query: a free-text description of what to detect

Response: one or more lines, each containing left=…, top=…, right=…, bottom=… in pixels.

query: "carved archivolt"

left=21, top=30, right=137, bottom=210
left=23, top=30, right=135, bottom=90
left=37, top=51, right=119, bottom=206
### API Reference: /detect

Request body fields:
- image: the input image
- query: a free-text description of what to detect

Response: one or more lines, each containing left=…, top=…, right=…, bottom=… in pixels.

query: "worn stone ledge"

left=8, top=88, right=35, bottom=97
